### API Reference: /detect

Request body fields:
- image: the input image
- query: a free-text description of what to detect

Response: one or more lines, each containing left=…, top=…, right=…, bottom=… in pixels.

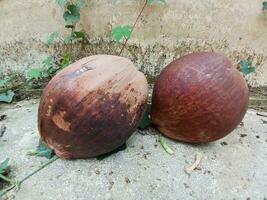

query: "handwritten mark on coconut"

left=185, top=152, right=203, bottom=174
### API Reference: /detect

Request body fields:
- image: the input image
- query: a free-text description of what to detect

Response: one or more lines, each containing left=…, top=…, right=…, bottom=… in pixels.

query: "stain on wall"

left=0, top=0, right=266, bottom=87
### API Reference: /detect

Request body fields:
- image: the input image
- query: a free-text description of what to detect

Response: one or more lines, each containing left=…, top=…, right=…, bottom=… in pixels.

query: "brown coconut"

left=151, top=52, right=249, bottom=143
left=38, top=55, right=148, bottom=159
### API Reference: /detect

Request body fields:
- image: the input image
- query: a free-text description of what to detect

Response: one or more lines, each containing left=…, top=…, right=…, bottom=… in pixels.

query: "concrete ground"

left=0, top=99, right=267, bottom=200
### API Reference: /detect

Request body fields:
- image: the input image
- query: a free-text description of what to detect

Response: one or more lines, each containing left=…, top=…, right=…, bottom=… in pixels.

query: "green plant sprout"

left=49, top=0, right=87, bottom=45
left=112, top=0, right=166, bottom=55
left=34, top=0, right=87, bottom=78
left=0, top=0, right=167, bottom=103
left=0, top=0, right=86, bottom=103
left=239, top=60, right=255, bottom=76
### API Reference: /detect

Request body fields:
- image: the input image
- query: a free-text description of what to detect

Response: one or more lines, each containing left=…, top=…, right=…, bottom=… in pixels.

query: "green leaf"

left=26, top=68, right=42, bottom=81
left=75, top=0, right=86, bottom=8
left=0, top=77, right=10, bottom=87
left=138, top=103, right=152, bottom=129
left=28, top=139, right=55, bottom=159
left=239, top=60, right=255, bottom=76
left=148, top=0, right=166, bottom=5
left=63, top=4, right=80, bottom=24
left=60, top=53, right=72, bottom=68
left=0, top=80, right=7, bottom=87
left=111, top=25, right=133, bottom=43
left=263, top=1, right=267, bottom=10
left=0, top=158, right=9, bottom=174
left=159, top=136, right=174, bottom=155
left=64, top=32, right=85, bottom=44
left=42, top=56, right=54, bottom=69
left=97, top=143, right=127, bottom=160
left=63, top=35, right=74, bottom=44
left=73, top=31, right=85, bottom=39
left=0, top=91, right=15, bottom=103
left=47, top=31, right=59, bottom=45
left=56, top=0, right=68, bottom=8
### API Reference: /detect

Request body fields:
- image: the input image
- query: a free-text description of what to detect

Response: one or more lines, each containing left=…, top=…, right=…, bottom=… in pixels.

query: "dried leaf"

left=185, top=152, right=203, bottom=174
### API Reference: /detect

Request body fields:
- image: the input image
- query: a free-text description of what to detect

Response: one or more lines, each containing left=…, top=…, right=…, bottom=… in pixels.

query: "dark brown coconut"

left=38, top=55, right=148, bottom=159
left=151, top=52, right=249, bottom=143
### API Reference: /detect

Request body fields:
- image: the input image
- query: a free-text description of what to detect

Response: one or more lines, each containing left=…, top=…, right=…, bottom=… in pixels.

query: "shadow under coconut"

left=146, top=124, right=220, bottom=150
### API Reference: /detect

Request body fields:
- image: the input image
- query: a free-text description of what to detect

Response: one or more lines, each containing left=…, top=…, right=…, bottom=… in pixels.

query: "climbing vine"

left=111, top=0, right=166, bottom=55
left=0, top=0, right=168, bottom=103
left=26, top=0, right=88, bottom=83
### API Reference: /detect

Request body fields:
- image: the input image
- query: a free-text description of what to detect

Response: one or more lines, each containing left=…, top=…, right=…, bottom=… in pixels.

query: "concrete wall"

left=0, top=0, right=267, bottom=87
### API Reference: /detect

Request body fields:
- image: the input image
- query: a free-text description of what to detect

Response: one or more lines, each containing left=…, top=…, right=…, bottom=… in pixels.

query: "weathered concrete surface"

left=0, top=99, right=266, bottom=200
left=0, top=0, right=267, bottom=87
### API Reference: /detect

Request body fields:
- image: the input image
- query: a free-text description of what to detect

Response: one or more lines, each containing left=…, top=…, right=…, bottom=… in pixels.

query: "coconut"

left=151, top=52, right=249, bottom=143
left=38, top=55, right=148, bottom=159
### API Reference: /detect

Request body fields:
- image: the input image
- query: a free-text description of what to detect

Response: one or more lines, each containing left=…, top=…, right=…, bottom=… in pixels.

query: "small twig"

left=118, top=0, right=148, bottom=56
left=185, top=152, right=203, bottom=174
left=256, top=113, right=267, bottom=118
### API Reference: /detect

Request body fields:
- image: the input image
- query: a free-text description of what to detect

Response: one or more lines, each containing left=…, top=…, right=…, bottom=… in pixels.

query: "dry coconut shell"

left=38, top=55, right=148, bottom=159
